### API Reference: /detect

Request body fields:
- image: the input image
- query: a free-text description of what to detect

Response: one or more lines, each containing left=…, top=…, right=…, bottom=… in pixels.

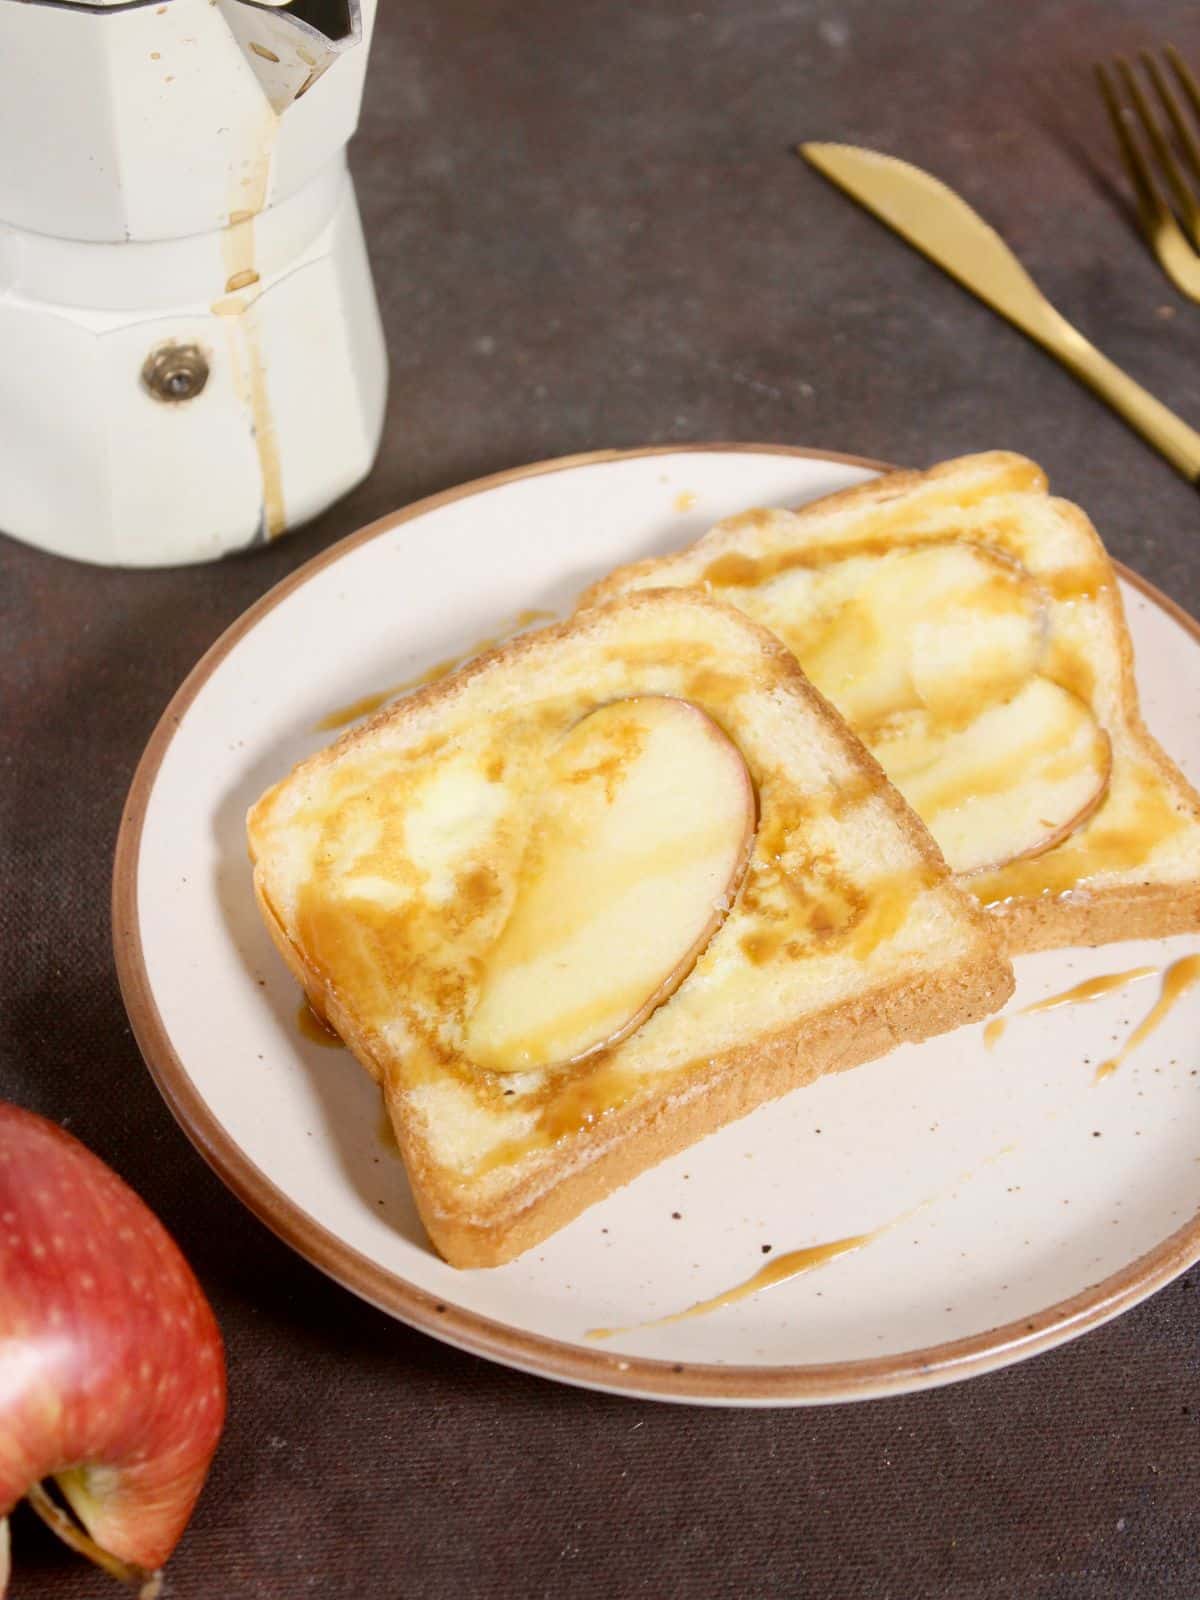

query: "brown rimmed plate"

left=113, top=445, right=1200, bottom=1405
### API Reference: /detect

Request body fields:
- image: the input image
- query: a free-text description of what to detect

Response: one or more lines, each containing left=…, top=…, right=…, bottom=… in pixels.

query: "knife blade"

left=800, top=141, right=1200, bottom=485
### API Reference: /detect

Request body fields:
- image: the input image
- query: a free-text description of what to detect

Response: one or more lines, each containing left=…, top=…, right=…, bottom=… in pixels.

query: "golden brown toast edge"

left=578, top=452, right=1047, bottom=613
left=993, top=493, right=1200, bottom=950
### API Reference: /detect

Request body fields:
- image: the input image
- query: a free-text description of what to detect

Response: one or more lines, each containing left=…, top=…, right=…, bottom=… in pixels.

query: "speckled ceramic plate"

left=113, top=445, right=1200, bottom=1405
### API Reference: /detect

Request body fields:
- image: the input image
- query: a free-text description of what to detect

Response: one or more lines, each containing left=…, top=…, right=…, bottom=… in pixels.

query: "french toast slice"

left=585, top=454, right=1200, bottom=954
left=248, top=590, right=1012, bottom=1267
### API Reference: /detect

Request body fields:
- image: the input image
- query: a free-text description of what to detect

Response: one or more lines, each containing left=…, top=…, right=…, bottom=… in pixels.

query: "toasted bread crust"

left=975, top=494, right=1200, bottom=950
left=579, top=451, right=1046, bottom=612
left=986, top=882, right=1200, bottom=954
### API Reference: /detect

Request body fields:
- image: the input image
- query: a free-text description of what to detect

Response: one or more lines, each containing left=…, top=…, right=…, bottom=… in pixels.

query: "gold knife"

left=800, top=142, right=1200, bottom=484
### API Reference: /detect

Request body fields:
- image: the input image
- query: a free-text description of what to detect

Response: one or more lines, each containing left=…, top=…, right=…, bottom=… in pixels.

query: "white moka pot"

left=0, top=0, right=387, bottom=567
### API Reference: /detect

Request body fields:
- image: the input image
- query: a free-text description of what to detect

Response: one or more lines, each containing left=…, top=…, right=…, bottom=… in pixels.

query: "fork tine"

left=1097, top=59, right=1200, bottom=302
left=1116, top=57, right=1197, bottom=232
left=1166, top=44, right=1200, bottom=126
left=1141, top=49, right=1200, bottom=247
left=1096, top=62, right=1173, bottom=238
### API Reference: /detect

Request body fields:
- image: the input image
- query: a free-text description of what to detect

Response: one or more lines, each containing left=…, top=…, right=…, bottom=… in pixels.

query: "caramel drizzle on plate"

left=981, top=965, right=1155, bottom=1054
left=981, top=957, right=1200, bottom=1085
left=1095, top=954, right=1200, bottom=1081
left=586, top=1231, right=876, bottom=1340
left=296, top=998, right=343, bottom=1048
left=315, top=609, right=558, bottom=731
left=586, top=1144, right=1017, bottom=1340
left=1023, top=967, right=1157, bottom=1016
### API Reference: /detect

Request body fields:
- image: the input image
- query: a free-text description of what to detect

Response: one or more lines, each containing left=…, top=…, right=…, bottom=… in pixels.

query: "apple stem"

left=25, top=1483, right=162, bottom=1599
left=0, top=1516, right=10, bottom=1598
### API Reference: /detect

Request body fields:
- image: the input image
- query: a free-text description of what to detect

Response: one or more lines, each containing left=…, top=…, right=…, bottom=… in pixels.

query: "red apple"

left=0, top=1103, right=225, bottom=1596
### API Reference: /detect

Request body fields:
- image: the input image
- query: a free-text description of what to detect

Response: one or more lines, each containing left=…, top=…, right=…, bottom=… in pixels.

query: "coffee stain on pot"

left=213, top=110, right=286, bottom=542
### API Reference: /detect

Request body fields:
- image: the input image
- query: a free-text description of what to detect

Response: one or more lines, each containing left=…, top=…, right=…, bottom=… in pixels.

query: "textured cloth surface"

left=4, top=0, right=1200, bottom=1594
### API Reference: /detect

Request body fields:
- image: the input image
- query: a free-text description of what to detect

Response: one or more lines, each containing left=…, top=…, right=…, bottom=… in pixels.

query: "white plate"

left=114, top=445, right=1200, bottom=1405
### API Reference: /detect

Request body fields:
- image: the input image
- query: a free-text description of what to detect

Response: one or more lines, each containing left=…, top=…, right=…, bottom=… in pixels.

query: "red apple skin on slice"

left=0, top=1103, right=225, bottom=1579
left=465, top=696, right=757, bottom=1074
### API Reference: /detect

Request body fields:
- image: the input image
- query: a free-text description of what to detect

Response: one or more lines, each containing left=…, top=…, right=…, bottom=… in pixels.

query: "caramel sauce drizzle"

left=586, top=1231, right=876, bottom=1340
left=315, top=687, right=397, bottom=732
left=315, top=610, right=559, bottom=731
left=586, top=1144, right=1016, bottom=1341
left=297, top=998, right=343, bottom=1048
left=314, top=656, right=464, bottom=733
left=702, top=534, right=1102, bottom=604
left=1095, top=954, right=1200, bottom=1081
left=1023, top=967, right=1157, bottom=1015
left=980, top=958, right=1200, bottom=1088
left=473, top=1056, right=645, bottom=1177
left=982, top=965, right=1157, bottom=1052
left=970, top=777, right=1187, bottom=906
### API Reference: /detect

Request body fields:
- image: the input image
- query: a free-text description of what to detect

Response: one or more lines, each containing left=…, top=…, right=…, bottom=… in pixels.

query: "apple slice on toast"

left=873, top=680, right=1111, bottom=876
left=466, top=696, right=756, bottom=1073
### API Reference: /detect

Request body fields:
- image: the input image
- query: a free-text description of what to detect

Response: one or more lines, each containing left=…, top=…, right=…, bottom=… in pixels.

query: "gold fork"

left=1096, top=46, right=1200, bottom=301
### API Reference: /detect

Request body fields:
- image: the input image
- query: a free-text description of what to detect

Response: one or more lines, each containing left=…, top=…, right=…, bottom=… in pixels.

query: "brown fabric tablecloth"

left=5, top=1, right=1200, bottom=1594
